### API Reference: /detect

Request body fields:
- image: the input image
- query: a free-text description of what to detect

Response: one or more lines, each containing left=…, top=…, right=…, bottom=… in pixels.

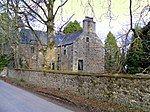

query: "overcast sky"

left=55, top=0, right=150, bottom=40
left=34, top=0, right=149, bottom=42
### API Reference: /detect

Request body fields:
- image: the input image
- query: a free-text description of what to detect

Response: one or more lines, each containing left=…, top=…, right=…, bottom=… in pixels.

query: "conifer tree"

left=105, top=31, right=120, bottom=73
left=127, top=23, right=150, bottom=74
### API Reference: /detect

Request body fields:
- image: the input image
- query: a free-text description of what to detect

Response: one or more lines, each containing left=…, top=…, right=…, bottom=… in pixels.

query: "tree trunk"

left=43, top=1, right=56, bottom=69
left=47, top=0, right=54, bottom=44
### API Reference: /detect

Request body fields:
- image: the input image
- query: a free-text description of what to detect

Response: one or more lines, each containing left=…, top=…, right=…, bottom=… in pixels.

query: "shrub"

left=0, top=54, right=13, bottom=70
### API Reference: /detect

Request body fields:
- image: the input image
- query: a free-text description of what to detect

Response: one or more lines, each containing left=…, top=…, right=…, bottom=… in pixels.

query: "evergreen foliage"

left=63, top=20, right=82, bottom=34
left=0, top=12, right=17, bottom=69
left=0, top=54, right=13, bottom=70
left=0, top=12, right=17, bottom=51
left=105, top=31, right=120, bottom=73
left=127, top=24, right=150, bottom=74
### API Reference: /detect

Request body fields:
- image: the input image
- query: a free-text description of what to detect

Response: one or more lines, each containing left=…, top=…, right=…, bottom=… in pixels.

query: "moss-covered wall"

left=8, top=69, right=150, bottom=111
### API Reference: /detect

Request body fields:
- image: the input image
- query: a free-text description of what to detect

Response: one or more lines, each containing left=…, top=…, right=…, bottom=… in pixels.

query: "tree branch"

left=21, top=0, right=46, bottom=23
left=24, top=13, right=43, bottom=47
left=30, top=0, right=48, bottom=19
left=58, top=14, right=75, bottom=32
left=54, top=0, right=68, bottom=18
left=129, top=0, right=133, bottom=30
left=26, top=11, right=45, bottom=25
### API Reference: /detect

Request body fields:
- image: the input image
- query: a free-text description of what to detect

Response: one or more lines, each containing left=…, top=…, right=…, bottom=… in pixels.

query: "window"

left=31, top=46, right=35, bottom=53
left=64, top=46, right=67, bottom=55
left=86, top=37, right=89, bottom=42
left=64, top=49, right=66, bottom=55
left=52, top=63, right=55, bottom=70
left=19, top=58, right=23, bottom=68
left=78, top=60, right=83, bottom=71
left=57, top=54, right=60, bottom=61
left=57, top=54, right=60, bottom=70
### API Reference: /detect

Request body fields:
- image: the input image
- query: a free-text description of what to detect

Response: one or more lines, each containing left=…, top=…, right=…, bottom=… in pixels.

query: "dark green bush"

left=127, top=67, right=141, bottom=74
left=0, top=54, right=13, bottom=70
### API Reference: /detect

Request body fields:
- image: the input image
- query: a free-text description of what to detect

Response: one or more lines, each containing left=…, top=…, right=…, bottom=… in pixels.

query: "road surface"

left=0, top=80, right=73, bottom=112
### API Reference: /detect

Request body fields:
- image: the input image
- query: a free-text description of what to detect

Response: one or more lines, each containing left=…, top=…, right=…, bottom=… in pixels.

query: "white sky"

left=53, top=0, right=149, bottom=42
left=33, top=0, right=149, bottom=43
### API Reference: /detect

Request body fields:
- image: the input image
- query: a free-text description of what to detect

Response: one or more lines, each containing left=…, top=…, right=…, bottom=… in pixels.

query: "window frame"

left=31, top=46, right=35, bottom=53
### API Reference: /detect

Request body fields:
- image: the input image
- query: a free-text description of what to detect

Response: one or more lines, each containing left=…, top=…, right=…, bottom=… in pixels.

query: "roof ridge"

left=65, top=30, right=82, bottom=36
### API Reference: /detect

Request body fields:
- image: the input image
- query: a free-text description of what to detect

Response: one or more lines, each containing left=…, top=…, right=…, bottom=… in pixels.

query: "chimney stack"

left=83, top=16, right=95, bottom=33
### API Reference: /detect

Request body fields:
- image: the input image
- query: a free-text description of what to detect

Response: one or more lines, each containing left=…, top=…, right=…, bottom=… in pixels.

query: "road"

left=0, top=80, right=73, bottom=112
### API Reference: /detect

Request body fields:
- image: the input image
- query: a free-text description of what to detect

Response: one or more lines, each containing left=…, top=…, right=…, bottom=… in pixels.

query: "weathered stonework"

left=17, top=44, right=39, bottom=69
left=58, top=44, right=74, bottom=71
left=17, top=17, right=104, bottom=73
left=9, top=69, right=150, bottom=111
left=55, top=17, right=104, bottom=73
left=72, top=32, right=104, bottom=72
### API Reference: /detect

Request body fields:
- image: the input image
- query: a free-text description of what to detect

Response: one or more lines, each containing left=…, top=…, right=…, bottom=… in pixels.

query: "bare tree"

left=10, top=0, right=68, bottom=45
left=2, top=0, right=149, bottom=70
left=5, top=0, right=69, bottom=68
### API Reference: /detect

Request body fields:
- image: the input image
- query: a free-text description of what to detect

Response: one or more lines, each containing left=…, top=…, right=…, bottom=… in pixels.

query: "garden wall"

left=8, top=69, right=150, bottom=111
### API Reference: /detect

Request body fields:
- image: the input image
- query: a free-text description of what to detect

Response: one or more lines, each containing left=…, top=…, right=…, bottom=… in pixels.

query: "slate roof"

left=20, top=29, right=82, bottom=46
left=54, top=30, right=82, bottom=46
left=54, top=34, right=65, bottom=46
left=20, top=29, right=47, bottom=45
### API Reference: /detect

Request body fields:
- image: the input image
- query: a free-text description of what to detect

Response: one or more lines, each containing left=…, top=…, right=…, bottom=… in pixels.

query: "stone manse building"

left=16, top=29, right=47, bottom=69
left=17, top=17, right=104, bottom=73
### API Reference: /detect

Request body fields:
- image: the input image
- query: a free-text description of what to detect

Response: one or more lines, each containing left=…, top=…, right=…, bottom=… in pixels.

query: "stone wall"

left=17, top=44, right=39, bottom=69
left=72, top=17, right=104, bottom=73
left=8, top=69, right=150, bottom=111
left=59, top=44, right=73, bottom=71
left=73, top=33, right=104, bottom=73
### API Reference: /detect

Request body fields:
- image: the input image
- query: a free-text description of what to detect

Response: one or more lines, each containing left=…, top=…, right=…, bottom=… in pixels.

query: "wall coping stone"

left=14, top=68, right=150, bottom=79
